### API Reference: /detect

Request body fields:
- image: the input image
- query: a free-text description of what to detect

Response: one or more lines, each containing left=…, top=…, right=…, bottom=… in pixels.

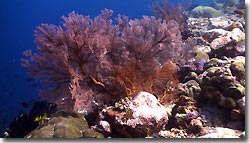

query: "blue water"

left=0, top=0, right=214, bottom=131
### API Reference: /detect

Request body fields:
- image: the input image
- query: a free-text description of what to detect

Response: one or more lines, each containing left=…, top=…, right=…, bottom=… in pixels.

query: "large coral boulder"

left=25, top=112, right=103, bottom=138
left=126, top=91, right=169, bottom=129
left=101, top=91, right=169, bottom=137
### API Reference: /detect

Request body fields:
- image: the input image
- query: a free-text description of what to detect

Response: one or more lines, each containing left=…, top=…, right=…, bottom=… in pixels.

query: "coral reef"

left=16, top=1, right=245, bottom=138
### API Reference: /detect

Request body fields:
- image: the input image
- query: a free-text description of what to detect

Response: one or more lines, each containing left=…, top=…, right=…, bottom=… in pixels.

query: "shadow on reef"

left=1, top=101, right=57, bottom=138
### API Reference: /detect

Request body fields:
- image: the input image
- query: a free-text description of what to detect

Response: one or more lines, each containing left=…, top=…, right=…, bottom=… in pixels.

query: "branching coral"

left=151, top=0, right=191, bottom=33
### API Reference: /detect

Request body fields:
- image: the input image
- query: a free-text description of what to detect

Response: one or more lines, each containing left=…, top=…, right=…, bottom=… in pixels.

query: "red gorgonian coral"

left=21, top=9, right=190, bottom=113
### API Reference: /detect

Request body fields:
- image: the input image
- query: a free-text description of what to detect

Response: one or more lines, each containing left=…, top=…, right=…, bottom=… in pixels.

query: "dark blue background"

left=0, top=0, right=213, bottom=131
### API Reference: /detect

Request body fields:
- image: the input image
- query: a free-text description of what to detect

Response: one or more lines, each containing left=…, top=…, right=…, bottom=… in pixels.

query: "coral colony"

left=21, top=9, right=187, bottom=112
left=3, top=0, right=245, bottom=138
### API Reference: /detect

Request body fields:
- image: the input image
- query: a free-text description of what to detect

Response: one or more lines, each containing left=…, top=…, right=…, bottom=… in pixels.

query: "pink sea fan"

left=22, top=9, right=189, bottom=112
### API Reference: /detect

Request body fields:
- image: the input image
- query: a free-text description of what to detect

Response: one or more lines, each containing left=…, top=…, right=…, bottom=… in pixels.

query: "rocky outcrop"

left=97, top=91, right=169, bottom=137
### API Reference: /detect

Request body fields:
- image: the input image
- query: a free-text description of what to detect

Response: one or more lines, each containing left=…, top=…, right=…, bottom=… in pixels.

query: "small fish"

left=185, top=111, right=199, bottom=120
left=235, top=41, right=245, bottom=53
left=196, top=59, right=206, bottom=71
left=20, top=102, right=29, bottom=108
left=90, top=75, right=105, bottom=88
left=34, top=113, right=49, bottom=124
left=184, top=108, right=191, bottom=113
left=234, top=9, right=245, bottom=15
